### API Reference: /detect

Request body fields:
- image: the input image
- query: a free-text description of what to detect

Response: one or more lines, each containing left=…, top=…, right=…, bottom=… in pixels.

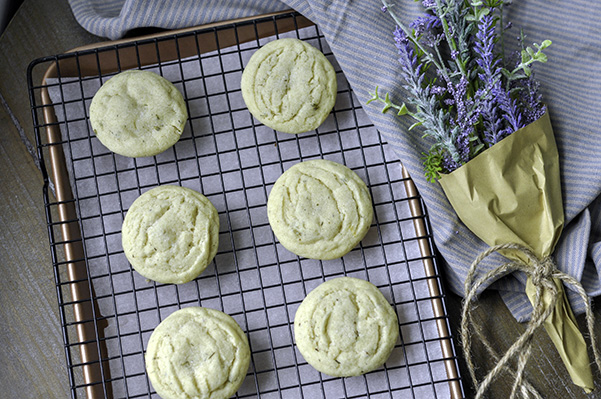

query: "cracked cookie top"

left=121, top=185, right=219, bottom=284
left=267, top=159, right=373, bottom=260
left=241, top=38, right=337, bottom=134
left=145, top=307, right=250, bottom=399
left=89, top=70, right=187, bottom=157
left=294, top=277, right=399, bottom=377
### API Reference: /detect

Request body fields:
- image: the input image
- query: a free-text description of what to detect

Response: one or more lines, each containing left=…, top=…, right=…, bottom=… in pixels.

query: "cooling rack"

left=28, top=10, right=464, bottom=399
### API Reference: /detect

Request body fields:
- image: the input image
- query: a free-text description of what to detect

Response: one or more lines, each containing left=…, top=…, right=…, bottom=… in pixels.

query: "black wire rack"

left=28, top=11, right=464, bottom=399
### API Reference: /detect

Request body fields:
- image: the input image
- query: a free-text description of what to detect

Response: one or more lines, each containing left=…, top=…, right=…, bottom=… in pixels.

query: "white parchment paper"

left=47, top=26, right=453, bottom=399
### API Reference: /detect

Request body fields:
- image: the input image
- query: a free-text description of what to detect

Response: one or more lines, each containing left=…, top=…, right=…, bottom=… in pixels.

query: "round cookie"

left=294, top=277, right=399, bottom=377
left=267, top=159, right=373, bottom=260
left=122, top=185, right=219, bottom=284
left=89, top=69, right=188, bottom=157
left=241, top=38, right=337, bottom=134
left=146, top=307, right=250, bottom=399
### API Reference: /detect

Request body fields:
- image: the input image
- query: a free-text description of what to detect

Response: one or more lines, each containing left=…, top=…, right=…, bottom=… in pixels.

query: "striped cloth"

left=68, top=0, right=601, bottom=322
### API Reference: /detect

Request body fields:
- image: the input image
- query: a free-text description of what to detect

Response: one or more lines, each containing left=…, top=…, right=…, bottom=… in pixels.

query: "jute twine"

left=461, top=243, right=601, bottom=398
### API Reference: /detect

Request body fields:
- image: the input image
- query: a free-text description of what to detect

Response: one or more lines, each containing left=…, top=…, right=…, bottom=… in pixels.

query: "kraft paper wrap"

left=439, top=112, right=594, bottom=391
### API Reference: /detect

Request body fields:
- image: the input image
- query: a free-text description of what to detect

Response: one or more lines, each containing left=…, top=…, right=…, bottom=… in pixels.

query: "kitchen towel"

left=67, top=0, right=601, bottom=322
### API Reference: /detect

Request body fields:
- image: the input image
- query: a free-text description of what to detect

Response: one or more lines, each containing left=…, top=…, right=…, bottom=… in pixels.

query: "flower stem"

left=435, top=0, right=467, bottom=77
left=381, top=0, right=448, bottom=75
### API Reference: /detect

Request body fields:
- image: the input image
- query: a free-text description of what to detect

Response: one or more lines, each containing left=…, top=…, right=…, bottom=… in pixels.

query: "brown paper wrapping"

left=439, top=112, right=594, bottom=391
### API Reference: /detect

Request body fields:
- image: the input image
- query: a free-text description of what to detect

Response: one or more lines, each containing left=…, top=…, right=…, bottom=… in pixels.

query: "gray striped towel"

left=68, top=0, right=601, bottom=322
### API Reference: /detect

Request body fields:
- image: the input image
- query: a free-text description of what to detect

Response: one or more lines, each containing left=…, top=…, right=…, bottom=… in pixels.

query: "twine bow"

left=461, top=243, right=601, bottom=398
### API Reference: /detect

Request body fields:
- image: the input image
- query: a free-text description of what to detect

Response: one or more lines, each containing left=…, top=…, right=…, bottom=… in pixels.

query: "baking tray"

left=28, top=10, right=464, bottom=399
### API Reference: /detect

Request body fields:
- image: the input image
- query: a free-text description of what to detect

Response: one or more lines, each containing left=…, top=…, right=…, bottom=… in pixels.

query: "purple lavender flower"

left=394, top=26, right=464, bottom=167
left=410, top=13, right=443, bottom=47
left=443, top=75, right=479, bottom=163
left=442, top=152, right=461, bottom=172
left=474, top=15, right=499, bottom=80
left=477, top=88, right=504, bottom=145
left=512, top=75, right=546, bottom=125
left=422, top=0, right=436, bottom=8
left=474, top=14, right=504, bottom=146
left=493, top=86, right=524, bottom=138
left=394, top=27, right=420, bottom=80
left=430, top=85, right=447, bottom=95
left=410, top=14, right=442, bottom=36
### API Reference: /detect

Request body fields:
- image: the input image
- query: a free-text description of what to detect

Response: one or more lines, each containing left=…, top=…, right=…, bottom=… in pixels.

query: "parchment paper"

left=47, top=26, right=453, bottom=399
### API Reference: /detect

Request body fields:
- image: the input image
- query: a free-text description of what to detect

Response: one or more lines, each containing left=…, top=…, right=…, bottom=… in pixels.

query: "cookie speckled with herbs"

left=294, top=277, right=399, bottom=377
left=267, top=159, right=373, bottom=260
left=89, top=70, right=187, bottom=157
left=145, top=307, right=250, bottom=399
left=241, top=38, right=337, bottom=134
left=121, top=185, right=219, bottom=284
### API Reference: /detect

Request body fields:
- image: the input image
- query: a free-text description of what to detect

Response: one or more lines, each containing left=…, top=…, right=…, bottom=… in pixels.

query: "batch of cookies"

left=89, top=38, right=400, bottom=399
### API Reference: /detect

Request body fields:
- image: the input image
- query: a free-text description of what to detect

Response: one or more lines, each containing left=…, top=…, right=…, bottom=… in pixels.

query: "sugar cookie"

left=241, top=38, right=337, bottom=134
left=122, top=185, right=219, bottom=284
left=294, top=277, right=399, bottom=377
left=267, top=159, right=373, bottom=260
left=146, top=307, right=250, bottom=399
left=89, top=70, right=187, bottom=157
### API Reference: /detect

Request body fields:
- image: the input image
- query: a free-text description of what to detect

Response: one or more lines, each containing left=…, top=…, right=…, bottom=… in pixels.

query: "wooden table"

left=1, top=0, right=599, bottom=397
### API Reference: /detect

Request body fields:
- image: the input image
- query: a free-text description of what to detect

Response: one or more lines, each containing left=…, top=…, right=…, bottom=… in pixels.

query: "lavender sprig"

left=372, top=0, right=551, bottom=181
left=474, top=14, right=504, bottom=146
left=392, top=27, right=462, bottom=165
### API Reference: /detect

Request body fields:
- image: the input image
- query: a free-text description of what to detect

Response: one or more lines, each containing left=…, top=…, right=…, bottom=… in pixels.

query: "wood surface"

left=1, top=0, right=600, bottom=398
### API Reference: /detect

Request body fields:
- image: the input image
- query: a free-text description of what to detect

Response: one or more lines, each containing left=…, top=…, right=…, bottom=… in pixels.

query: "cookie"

left=89, top=69, right=187, bottom=157
left=267, top=159, right=373, bottom=260
left=294, top=277, right=399, bottom=377
left=145, top=307, right=250, bottom=399
left=121, top=185, right=219, bottom=284
left=241, top=38, right=337, bottom=134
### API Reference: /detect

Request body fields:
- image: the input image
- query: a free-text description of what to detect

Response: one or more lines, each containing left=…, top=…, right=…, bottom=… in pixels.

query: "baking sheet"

left=41, top=19, right=459, bottom=399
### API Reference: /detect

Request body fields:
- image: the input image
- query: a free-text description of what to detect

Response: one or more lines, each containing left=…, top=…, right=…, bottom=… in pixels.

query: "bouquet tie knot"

left=530, top=256, right=555, bottom=289
left=461, top=243, right=601, bottom=399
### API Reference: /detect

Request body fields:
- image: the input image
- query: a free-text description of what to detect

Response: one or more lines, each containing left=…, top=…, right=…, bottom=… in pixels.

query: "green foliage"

left=503, top=32, right=552, bottom=81
left=422, top=150, right=444, bottom=182
left=367, top=86, right=410, bottom=116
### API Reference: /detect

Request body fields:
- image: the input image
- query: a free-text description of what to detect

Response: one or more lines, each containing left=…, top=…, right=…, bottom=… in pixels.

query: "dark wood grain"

left=1, top=0, right=600, bottom=398
left=0, top=0, right=101, bottom=397
left=0, top=0, right=101, bottom=154
left=0, top=103, right=68, bottom=397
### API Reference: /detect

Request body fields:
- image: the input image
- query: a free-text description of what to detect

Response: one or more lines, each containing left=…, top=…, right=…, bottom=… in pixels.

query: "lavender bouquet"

left=370, top=0, right=600, bottom=396
left=370, top=0, right=550, bottom=181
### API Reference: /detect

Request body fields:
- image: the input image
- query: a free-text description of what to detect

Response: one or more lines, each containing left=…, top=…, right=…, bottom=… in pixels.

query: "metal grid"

left=28, top=11, right=464, bottom=399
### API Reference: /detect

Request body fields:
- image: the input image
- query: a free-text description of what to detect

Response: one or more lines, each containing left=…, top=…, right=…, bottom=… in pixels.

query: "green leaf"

left=472, top=142, right=485, bottom=155
left=510, top=73, right=528, bottom=81
left=397, top=103, right=409, bottom=116
left=521, top=50, right=530, bottom=64
left=535, top=53, right=548, bottom=63
left=366, top=86, right=379, bottom=105
left=409, top=121, right=423, bottom=130
left=540, top=39, right=552, bottom=49
left=526, top=47, right=535, bottom=57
